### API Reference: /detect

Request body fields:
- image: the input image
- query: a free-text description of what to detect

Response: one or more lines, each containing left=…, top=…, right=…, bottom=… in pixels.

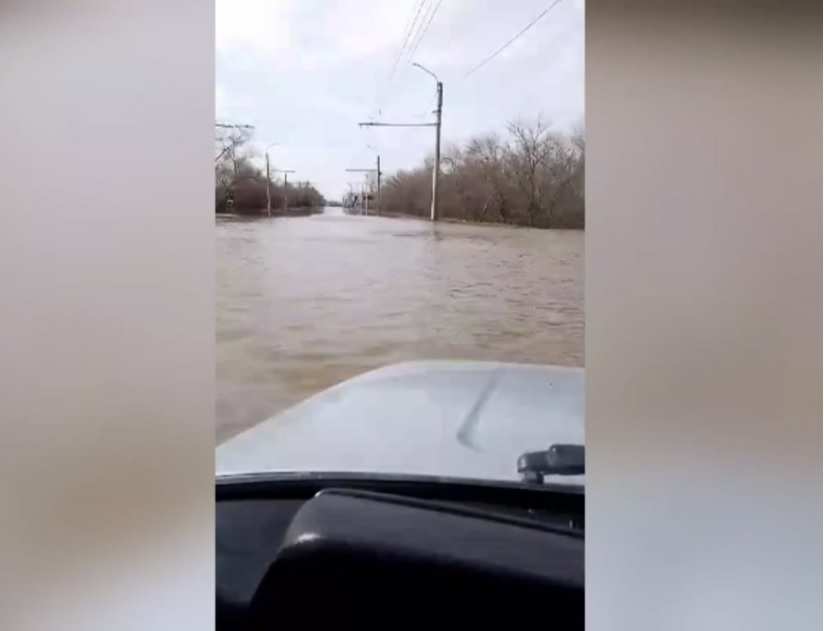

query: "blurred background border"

left=0, top=1, right=819, bottom=629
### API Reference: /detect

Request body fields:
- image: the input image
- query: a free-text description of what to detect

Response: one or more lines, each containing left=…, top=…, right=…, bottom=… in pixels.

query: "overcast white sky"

left=216, top=0, right=584, bottom=199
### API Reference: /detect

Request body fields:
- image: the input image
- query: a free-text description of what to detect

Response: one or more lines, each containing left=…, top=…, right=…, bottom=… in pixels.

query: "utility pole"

left=413, top=63, right=442, bottom=222
left=431, top=80, right=442, bottom=222
left=263, top=142, right=279, bottom=217
left=358, top=62, right=442, bottom=221
left=273, top=169, right=295, bottom=214
left=376, top=154, right=381, bottom=215
left=345, top=156, right=381, bottom=216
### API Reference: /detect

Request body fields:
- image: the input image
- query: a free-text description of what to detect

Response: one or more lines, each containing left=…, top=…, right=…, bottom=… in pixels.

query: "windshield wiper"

left=518, top=444, right=584, bottom=484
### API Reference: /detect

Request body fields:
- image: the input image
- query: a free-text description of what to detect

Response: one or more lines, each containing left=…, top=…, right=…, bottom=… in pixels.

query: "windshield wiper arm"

left=518, top=444, right=584, bottom=484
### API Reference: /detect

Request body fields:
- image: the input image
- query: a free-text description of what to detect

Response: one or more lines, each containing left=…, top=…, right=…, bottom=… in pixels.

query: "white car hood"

left=217, top=360, right=584, bottom=484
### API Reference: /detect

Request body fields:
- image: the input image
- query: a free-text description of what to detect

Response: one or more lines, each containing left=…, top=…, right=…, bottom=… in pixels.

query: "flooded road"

left=217, top=208, right=584, bottom=443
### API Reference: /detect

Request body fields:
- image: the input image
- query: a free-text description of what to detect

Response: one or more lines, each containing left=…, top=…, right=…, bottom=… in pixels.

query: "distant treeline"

left=215, top=129, right=325, bottom=214
left=380, top=117, right=584, bottom=229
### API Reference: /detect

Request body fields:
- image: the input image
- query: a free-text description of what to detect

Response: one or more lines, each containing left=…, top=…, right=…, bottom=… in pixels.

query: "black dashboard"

left=217, top=473, right=584, bottom=629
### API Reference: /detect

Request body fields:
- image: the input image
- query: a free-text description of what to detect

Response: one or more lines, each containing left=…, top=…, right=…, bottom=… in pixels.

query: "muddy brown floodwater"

left=217, top=208, right=584, bottom=443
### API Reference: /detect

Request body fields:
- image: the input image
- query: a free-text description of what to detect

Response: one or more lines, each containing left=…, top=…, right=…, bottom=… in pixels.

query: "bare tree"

left=506, top=117, right=555, bottom=227
left=215, top=127, right=253, bottom=176
left=379, top=118, right=584, bottom=229
left=464, top=133, right=512, bottom=222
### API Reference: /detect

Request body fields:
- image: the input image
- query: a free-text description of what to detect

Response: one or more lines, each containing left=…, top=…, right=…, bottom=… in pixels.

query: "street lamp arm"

left=412, top=62, right=439, bottom=83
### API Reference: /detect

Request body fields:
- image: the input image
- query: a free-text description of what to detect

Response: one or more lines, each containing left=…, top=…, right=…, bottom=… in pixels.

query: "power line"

left=464, top=0, right=564, bottom=79
left=405, top=0, right=433, bottom=56
left=376, top=0, right=429, bottom=116
left=388, top=0, right=428, bottom=85
left=376, top=0, right=442, bottom=118
left=215, top=122, right=254, bottom=129
left=407, top=0, right=442, bottom=60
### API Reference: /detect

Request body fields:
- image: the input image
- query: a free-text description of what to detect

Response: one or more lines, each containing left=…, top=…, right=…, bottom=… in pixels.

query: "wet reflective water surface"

left=217, top=208, right=583, bottom=443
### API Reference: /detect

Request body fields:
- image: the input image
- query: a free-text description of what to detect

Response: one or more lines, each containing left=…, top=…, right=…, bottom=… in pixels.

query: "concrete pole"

left=430, top=81, right=442, bottom=222
left=283, top=172, right=288, bottom=214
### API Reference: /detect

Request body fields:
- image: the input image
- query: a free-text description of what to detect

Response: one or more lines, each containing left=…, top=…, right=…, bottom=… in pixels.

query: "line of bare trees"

left=215, top=128, right=325, bottom=214
left=380, top=117, right=584, bottom=229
